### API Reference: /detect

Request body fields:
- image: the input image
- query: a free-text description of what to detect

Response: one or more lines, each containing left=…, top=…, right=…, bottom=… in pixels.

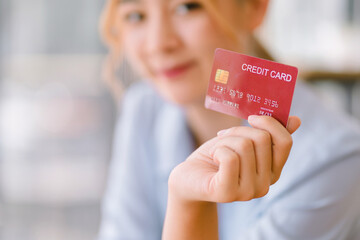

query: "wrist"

left=167, top=169, right=217, bottom=225
left=167, top=187, right=215, bottom=213
left=164, top=189, right=218, bottom=240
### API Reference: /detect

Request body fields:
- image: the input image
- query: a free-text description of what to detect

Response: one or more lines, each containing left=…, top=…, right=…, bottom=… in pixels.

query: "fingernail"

left=217, top=129, right=230, bottom=136
left=248, top=115, right=258, bottom=122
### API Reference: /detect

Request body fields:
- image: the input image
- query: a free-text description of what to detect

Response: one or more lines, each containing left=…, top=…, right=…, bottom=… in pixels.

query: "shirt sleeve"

left=240, top=152, right=360, bottom=240
left=98, top=85, right=162, bottom=240
left=231, top=83, right=360, bottom=240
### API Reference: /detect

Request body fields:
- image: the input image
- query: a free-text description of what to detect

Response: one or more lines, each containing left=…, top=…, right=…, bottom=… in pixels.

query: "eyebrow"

left=118, top=0, right=142, bottom=3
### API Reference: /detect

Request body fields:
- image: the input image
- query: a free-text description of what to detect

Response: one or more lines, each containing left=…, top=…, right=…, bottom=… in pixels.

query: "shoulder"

left=255, top=82, right=360, bottom=238
left=291, top=81, right=360, bottom=157
left=119, top=82, right=164, bottom=129
left=275, top=81, right=360, bottom=194
left=111, top=82, right=166, bottom=155
left=121, top=82, right=163, bottom=119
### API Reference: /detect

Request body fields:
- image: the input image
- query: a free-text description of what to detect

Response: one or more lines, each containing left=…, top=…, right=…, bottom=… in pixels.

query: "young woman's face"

left=116, top=0, right=250, bottom=106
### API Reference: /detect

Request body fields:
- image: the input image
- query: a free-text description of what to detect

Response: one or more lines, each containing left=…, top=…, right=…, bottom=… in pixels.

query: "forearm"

left=162, top=193, right=219, bottom=240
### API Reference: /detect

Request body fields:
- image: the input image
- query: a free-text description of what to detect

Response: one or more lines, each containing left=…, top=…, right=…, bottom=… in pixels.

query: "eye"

left=176, top=2, right=202, bottom=15
left=124, top=11, right=145, bottom=23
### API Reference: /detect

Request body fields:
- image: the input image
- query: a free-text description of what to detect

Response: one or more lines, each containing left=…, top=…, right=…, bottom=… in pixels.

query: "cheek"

left=181, top=18, right=218, bottom=53
left=122, top=28, right=150, bottom=77
left=180, top=10, right=248, bottom=55
left=178, top=16, right=237, bottom=71
left=179, top=18, right=245, bottom=103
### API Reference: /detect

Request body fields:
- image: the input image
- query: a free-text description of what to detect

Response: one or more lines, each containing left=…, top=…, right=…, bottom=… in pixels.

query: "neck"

left=185, top=102, right=243, bottom=147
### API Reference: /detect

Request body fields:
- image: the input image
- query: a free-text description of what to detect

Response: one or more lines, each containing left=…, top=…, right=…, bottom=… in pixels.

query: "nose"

left=145, top=13, right=182, bottom=56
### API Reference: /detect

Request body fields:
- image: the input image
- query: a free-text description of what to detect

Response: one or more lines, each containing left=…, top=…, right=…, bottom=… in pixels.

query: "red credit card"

left=205, top=48, right=298, bottom=127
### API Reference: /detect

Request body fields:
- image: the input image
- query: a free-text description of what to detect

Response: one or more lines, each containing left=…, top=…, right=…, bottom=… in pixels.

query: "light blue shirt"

left=98, top=81, right=360, bottom=240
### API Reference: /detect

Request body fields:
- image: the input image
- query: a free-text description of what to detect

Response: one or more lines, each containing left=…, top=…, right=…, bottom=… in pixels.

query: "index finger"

left=247, top=115, right=301, bottom=184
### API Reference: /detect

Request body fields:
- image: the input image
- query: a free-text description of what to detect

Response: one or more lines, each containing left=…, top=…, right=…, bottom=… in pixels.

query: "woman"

left=98, top=0, right=360, bottom=239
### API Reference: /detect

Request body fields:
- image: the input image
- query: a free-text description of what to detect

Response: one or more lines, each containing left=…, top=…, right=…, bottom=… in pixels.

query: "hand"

left=168, top=115, right=301, bottom=203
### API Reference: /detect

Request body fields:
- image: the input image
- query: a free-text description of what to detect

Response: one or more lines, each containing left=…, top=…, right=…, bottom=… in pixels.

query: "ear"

left=239, top=0, right=270, bottom=31
left=100, top=0, right=123, bottom=53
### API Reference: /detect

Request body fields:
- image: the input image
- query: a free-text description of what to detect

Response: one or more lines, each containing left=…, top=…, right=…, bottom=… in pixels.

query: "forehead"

left=118, top=0, right=167, bottom=3
left=118, top=0, right=142, bottom=3
left=119, top=0, right=141, bottom=2
left=118, top=0, right=217, bottom=4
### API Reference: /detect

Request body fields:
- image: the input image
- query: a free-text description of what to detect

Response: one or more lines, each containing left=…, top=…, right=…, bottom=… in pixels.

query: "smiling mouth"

left=158, top=62, right=195, bottom=79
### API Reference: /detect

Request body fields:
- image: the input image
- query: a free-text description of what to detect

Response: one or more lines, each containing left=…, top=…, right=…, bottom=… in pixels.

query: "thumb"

left=213, top=146, right=240, bottom=194
left=286, top=116, right=301, bottom=134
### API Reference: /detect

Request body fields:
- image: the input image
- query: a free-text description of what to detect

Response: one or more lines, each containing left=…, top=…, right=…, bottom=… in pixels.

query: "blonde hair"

left=99, top=0, right=245, bottom=102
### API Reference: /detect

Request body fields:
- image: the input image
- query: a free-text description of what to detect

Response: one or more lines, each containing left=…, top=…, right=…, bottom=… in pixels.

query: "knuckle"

left=271, top=173, right=281, bottom=185
left=255, top=185, right=270, bottom=198
left=253, top=177, right=271, bottom=198
left=217, top=190, right=237, bottom=203
left=287, top=137, right=294, bottom=147
left=243, top=191, right=256, bottom=201
left=238, top=138, right=253, bottom=152
left=278, top=135, right=293, bottom=149
left=224, top=127, right=238, bottom=136
left=225, top=149, right=239, bottom=162
left=226, top=126, right=245, bottom=136
left=216, top=147, right=238, bottom=163
left=256, top=130, right=271, bottom=145
left=224, top=195, right=238, bottom=203
left=239, top=187, right=255, bottom=201
left=284, top=134, right=293, bottom=146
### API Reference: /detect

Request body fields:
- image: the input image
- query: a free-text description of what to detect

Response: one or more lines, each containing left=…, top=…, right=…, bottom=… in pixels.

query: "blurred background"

left=0, top=0, right=359, bottom=239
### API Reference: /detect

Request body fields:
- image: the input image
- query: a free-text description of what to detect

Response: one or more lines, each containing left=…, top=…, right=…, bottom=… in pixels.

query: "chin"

left=150, top=74, right=208, bottom=107
left=160, top=88, right=205, bottom=107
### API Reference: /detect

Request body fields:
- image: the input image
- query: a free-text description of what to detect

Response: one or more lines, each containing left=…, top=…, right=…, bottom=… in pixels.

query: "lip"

left=157, top=61, right=195, bottom=79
